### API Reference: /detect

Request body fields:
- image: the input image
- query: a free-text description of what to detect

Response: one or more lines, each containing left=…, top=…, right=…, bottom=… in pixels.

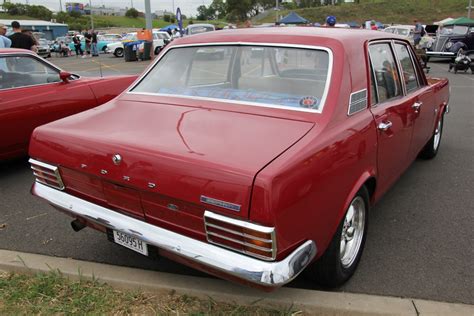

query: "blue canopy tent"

left=278, top=12, right=309, bottom=25
left=160, top=24, right=178, bottom=32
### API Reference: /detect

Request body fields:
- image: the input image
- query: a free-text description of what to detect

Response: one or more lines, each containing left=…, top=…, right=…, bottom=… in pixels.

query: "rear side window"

left=369, top=43, right=402, bottom=103
left=394, top=43, right=419, bottom=93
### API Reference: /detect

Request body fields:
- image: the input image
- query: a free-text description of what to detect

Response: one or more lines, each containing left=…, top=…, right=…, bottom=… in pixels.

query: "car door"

left=0, top=53, right=97, bottom=159
left=368, top=42, right=417, bottom=194
left=393, top=41, right=436, bottom=159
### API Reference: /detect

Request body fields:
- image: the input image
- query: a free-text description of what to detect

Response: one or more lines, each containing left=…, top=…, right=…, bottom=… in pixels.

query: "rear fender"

left=330, top=170, right=376, bottom=242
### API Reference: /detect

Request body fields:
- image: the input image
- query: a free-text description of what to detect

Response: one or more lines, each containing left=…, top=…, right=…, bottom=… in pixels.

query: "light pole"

left=145, top=0, right=152, bottom=30
left=275, top=0, right=278, bottom=23
left=59, top=0, right=62, bottom=12
left=89, top=0, right=94, bottom=30
left=469, top=0, right=472, bottom=18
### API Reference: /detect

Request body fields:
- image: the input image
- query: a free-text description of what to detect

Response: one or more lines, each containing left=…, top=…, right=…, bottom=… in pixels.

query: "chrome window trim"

left=392, top=40, right=422, bottom=94
left=0, top=53, right=81, bottom=92
left=204, top=210, right=277, bottom=261
left=367, top=40, right=405, bottom=106
left=127, top=42, right=334, bottom=114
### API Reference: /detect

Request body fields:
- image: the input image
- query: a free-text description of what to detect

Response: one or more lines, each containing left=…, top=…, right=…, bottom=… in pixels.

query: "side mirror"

left=59, top=71, right=71, bottom=83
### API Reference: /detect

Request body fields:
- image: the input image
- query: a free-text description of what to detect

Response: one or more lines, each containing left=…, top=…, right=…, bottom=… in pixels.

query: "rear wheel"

left=419, top=114, right=444, bottom=159
left=306, top=186, right=369, bottom=287
left=114, top=47, right=124, bottom=58
left=154, top=47, right=161, bottom=55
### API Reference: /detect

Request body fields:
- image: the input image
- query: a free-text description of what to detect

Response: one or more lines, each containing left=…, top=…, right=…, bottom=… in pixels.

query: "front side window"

left=132, top=45, right=331, bottom=112
left=369, top=43, right=402, bottom=103
left=0, top=55, right=60, bottom=90
left=394, top=43, right=419, bottom=93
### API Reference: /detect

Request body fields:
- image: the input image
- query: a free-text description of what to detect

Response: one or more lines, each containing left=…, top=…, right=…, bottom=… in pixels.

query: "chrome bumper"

left=32, top=182, right=317, bottom=288
left=426, top=51, right=455, bottom=58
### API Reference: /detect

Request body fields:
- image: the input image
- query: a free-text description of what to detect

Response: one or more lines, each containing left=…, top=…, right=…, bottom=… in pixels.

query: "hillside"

left=0, top=13, right=225, bottom=30
left=257, top=0, right=469, bottom=25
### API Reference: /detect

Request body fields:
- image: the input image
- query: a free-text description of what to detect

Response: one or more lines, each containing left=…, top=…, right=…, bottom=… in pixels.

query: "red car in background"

left=0, top=49, right=137, bottom=160
left=29, top=28, right=449, bottom=289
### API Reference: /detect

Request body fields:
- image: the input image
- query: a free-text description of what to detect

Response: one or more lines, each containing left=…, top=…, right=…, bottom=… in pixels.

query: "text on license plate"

left=113, top=230, right=148, bottom=256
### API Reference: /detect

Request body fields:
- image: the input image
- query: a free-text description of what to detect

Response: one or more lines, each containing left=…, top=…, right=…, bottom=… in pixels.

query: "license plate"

left=113, top=230, right=148, bottom=256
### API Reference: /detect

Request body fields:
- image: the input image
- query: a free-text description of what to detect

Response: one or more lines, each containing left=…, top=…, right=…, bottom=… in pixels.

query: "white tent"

left=434, top=17, right=454, bottom=25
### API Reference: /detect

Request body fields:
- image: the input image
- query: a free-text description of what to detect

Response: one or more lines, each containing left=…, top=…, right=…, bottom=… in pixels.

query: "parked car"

left=0, top=49, right=137, bottom=160
left=105, top=31, right=169, bottom=57
left=185, top=23, right=215, bottom=36
left=68, top=35, right=109, bottom=53
left=383, top=25, right=416, bottom=45
left=36, top=39, right=51, bottom=58
left=427, top=22, right=474, bottom=60
left=29, top=28, right=449, bottom=289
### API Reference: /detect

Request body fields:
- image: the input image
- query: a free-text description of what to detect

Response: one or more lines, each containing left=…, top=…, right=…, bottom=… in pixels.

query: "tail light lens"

left=29, top=158, right=65, bottom=190
left=204, top=211, right=276, bottom=261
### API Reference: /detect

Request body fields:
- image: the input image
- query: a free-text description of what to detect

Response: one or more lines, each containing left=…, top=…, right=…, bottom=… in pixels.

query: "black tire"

left=154, top=47, right=161, bottom=55
left=114, top=47, right=124, bottom=58
left=102, top=46, right=107, bottom=53
left=419, top=114, right=444, bottom=159
left=305, top=186, right=369, bottom=288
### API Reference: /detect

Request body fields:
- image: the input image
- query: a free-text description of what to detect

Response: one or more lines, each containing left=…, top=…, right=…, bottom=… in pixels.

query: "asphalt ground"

left=0, top=54, right=473, bottom=304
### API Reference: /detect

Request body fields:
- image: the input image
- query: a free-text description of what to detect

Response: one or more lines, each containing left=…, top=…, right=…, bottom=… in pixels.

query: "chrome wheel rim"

left=433, top=119, right=442, bottom=151
left=340, top=196, right=366, bottom=268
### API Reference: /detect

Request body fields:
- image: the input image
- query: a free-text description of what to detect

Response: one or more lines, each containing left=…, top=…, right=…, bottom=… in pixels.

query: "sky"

left=14, top=0, right=213, bottom=17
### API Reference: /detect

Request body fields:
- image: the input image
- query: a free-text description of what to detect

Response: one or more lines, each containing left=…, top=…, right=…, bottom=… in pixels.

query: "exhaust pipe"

left=71, top=219, right=86, bottom=232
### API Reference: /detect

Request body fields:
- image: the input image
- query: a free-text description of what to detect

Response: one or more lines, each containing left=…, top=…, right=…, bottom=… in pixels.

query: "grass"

left=0, top=270, right=300, bottom=315
left=258, top=0, right=470, bottom=25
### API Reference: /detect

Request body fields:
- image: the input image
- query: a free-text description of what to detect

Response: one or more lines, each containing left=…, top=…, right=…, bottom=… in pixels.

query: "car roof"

left=172, top=27, right=405, bottom=48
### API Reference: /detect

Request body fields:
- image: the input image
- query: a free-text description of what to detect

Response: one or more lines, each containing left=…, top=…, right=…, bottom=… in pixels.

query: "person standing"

left=84, top=30, right=92, bottom=57
left=72, top=32, right=83, bottom=57
left=8, top=21, right=35, bottom=50
left=91, top=30, right=99, bottom=57
left=413, top=19, right=423, bottom=46
left=0, top=23, right=12, bottom=48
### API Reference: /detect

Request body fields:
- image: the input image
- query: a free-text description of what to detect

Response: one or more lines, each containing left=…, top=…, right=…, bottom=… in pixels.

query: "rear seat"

left=238, top=76, right=326, bottom=98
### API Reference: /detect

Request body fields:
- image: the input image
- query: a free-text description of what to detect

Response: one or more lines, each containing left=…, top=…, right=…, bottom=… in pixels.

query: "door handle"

left=412, top=102, right=423, bottom=112
left=378, top=121, right=393, bottom=131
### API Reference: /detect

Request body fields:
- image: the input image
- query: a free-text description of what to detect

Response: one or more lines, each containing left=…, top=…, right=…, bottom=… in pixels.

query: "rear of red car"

left=28, top=36, right=340, bottom=288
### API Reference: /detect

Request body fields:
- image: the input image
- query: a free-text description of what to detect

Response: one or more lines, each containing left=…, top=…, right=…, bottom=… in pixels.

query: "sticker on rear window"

left=299, top=96, right=319, bottom=109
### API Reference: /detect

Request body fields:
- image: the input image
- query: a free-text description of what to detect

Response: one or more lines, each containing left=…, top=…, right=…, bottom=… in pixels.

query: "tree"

left=125, top=8, right=139, bottom=18
left=197, top=5, right=212, bottom=20
left=226, top=0, right=253, bottom=22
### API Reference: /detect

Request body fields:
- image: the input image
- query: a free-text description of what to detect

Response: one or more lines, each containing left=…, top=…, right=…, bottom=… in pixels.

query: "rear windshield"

left=132, top=45, right=331, bottom=112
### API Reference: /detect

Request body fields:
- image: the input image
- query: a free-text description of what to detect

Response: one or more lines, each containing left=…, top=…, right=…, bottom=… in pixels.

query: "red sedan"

left=29, top=28, right=449, bottom=289
left=0, top=49, right=137, bottom=160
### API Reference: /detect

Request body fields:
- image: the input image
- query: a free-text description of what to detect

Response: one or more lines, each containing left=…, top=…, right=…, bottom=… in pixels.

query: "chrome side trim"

left=32, top=182, right=317, bottom=288
left=126, top=42, right=334, bottom=114
left=426, top=52, right=455, bottom=56
left=204, top=210, right=277, bottom=261
left=29, top=158, right=65, bottom=190
left=200, top=195, right=241, bottom=212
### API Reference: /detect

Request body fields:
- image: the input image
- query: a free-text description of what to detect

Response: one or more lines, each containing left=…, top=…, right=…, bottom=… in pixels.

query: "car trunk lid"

left=30, top=100, right=314, bottom=224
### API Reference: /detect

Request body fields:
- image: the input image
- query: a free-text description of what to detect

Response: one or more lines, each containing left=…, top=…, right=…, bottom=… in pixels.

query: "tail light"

left=204, top=211, right=276, bottom=261
left=29, top=158, right=65, bottom=190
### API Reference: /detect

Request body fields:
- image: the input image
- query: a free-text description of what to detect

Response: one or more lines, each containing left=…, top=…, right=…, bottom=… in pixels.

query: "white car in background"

left=185, top=24, right=215, bottom=36
left=105, top=31, right=169, bottom=57
left=384, top=25, right=416, bottom=45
